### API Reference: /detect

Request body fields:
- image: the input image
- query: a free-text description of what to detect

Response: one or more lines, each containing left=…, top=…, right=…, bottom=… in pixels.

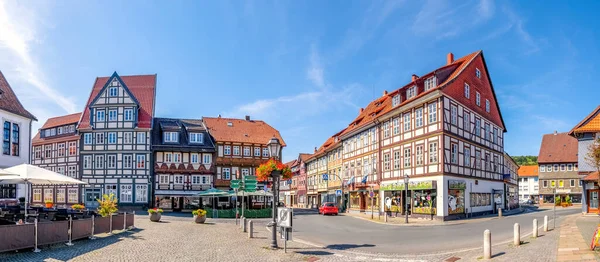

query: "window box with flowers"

left=148, top=208, right=163, bottom=222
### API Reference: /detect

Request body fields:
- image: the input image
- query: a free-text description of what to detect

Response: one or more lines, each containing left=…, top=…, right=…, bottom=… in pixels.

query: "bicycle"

left=592, top=225, right=600, bottom=251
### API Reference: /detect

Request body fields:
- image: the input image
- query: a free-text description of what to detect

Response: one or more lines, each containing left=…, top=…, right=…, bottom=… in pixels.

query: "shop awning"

left=155, top=190, right=203, bottom=196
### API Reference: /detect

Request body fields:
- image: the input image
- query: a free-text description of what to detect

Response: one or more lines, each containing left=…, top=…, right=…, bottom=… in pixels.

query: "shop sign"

left=448, top=180, right=466, bottom=190
left=380, top=180, right=436, bottom=191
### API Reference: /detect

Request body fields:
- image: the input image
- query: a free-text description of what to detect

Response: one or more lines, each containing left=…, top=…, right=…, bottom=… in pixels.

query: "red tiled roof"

left=0, top=71, right=36, bottom=120
left=583, top=171, right=599, bottom=181
left=438, top=51, right=480, bottom=87
left=517, top=165, right=539, bottom=177
left=32, top=133, right=78, bottom=146
left=538, top=132, right=578, bottom=163
left=78, top=74, right=157, bottom=129
left=203, top=117, right=286, bottom=147
left=299, top=153, right=312, bottom=162
left=285, top=160, right=296, bottom=167
left=41, top=112, right=81, bottom=129
left=341, top=96, right=392, bottom=137
left=569, top=105, right=600, bottom=135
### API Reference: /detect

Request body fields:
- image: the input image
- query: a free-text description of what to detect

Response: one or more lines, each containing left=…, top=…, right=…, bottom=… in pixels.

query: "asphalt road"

left=292, top=207, right=580, bottom=255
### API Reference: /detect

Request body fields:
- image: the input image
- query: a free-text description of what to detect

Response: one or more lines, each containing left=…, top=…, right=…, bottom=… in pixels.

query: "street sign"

left=286, top=179, right=292, bottom=185
left=369, top=191, right=374, bottom=197
left=277, top=207, right=293, bottom=228
left=335, top=189, right=342, bottom=196
left=231, top=180, right=240, bottom=189
left=244, top=177, right=257, bottom=192
left=280, top=227, right=292, bottom=240
left=322, top=174, right=328, bottom=181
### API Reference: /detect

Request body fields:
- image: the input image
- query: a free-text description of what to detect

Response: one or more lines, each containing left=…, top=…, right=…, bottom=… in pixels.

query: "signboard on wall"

left=380, top=180, right=436, bottom=191
left=448, top=180, right=465, bottom=214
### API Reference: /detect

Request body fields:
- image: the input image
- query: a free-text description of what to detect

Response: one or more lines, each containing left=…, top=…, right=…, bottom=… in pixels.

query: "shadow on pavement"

left=491, top=252, right=506, bottom=258
left=296, top=250, right=335, bottom=256
left=325, top=244, right=376, bottom=250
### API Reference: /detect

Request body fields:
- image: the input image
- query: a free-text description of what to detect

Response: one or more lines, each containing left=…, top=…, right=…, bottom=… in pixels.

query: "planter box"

left=194, top=215, right=206, bottom=224
left=149, top=213, right=161, bottom=222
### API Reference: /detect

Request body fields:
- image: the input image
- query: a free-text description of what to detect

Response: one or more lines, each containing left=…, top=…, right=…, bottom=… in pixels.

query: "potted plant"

left=97, top=193, right=118, bottom=217
left=71, top=204, right=85, bottom=210
left=192, top=209, right=207, bottom=224
left=255, top=158, right=293, bottom=182
left=45, top=200, right=54, bottom=208
left=148, top=208, right=163, bottom=222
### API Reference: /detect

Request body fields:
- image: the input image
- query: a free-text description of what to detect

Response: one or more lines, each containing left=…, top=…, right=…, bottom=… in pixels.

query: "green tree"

left=97, top=193, right=118, bottom=217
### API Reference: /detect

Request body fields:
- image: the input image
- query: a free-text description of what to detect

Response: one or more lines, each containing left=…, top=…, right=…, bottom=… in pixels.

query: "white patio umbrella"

left=0, top=168, right=16, bottom=176
left=0, top=164, right=87, bottom=217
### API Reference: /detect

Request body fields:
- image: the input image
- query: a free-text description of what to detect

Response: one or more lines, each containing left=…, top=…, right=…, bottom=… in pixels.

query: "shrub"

left=71, top=204, right=85, bottom=210
left=97, top=193, right=118, bottom=217
left=192, top=209, right=207, bottom=217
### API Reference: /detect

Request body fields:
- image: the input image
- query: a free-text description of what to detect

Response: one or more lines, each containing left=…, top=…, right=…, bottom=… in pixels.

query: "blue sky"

left=0, top=0, right=599, bottom=162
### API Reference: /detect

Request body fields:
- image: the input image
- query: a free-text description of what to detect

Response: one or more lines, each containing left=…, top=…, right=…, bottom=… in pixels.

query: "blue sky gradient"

left=0, top=0, right=599, bottom=161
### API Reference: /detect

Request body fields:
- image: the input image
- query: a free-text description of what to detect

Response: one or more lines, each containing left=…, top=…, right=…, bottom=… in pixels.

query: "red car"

left=319, top=202, right=339, bottom=216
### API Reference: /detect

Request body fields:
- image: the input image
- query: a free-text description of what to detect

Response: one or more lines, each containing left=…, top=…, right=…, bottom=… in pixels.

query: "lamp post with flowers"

left=256, top=137, right=292, bottom=249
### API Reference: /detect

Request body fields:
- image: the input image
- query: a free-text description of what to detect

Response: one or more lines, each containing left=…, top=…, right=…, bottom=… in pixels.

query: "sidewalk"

left=556, top=214, right=600, bottom=261
left=342, top=207, right=525, bottom=226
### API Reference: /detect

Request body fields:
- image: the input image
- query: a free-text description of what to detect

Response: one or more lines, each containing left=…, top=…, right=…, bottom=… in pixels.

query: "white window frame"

left=243, top=146, right=250, bottom=156
left=96, top=110, right=105, bottom=122
left=254, top=147, right=260, bottom=156
left=96, top=133, right=104, bottom=144
left=124, top=109, right=133, bottom=121
left=233, top=146, right=240, bottom=156
left=464, top=147, right=471, bottom=166
left=189, top=133, right=203, bottom=143
left=476, top=68, right=481, bottom=78
left=393, top=118, right=400, bottom=135
left=262, top=148, right=269, bottom=157
left=108, top=109, right=117, bottom=121
left=68, top=141, right=77, bottom=156
left=56, top=188, right=66, bottom=203
left=159, top=175, right=169, bottom=184
left=136, top=154, right=146, bottom=169
left=107, top=155, right=116, bottom=168
left=163, top=132, right=178, bottom=143
left=33, top=189, right=42, bottom=202
left=451, top=144, right=458, bottom=164
left=415, top=108, right=423, bottom=128
left=540, top=165, right=545, bottom=172
left=58, top=143, right=65, bottom=157
left=174, top=175, right=184, bottom=184
left=95, top=155, right=104, bottom=169
left=123, top=155, right=133, bottom=169
left=392, top=94, right=400, bottom=106
left=428, top=102, right=437, bottom=123
left=109, top=86, right=118, bottom=97
left=191, top=154, right=199, bottom=163
left=67, top=166, right=76, bottom=178
left=83, top=156, right=92, bottom=169
left=223, top=168, right=231, bottom=180
left=416, top=145, right=424, bottom=166
left=105, top=184, right=117, bottom=197
left=224, top=146, right=231, bottom=155
left=173, top=153, right=181, bottom=163
left=84, top=133, right=93, bottom=145
left=567, top=164, right=573, bottom=171
left=407, top=86, right=417, bottom=99
left=108, top=132, right=117, bottom=144
left=241, top=168, right=249, bottom=177
left=485, top=99, right=490, bottom=113
left=120, top=184, right=133, bottom=203
left=403, top=113, right=411, bottom=131
left=137, top=132, right=146, bottom=144
left=464, top=111, right=470, bottom=131
left=135, top=185, right=148, bottom=203
left=43, top=188, right=53, bottom=203
left=67, top=189, right=78, bottom=203
left=192, top=175, right=201, bottom=184
left=429, top=142, right=438, bottom=163
left=464, top=83, right=470, bottom=98
left=424, top=77, right=436, bottom=91
left=124, top=132, right=132, bottom=144
left=451, top=105, right=458, bottom=125
left=383, top=121, right=390, bottom=138
left=404, top=148, right=411, bottom=168
left=393, top=151, right=400, bottom=169
left=203, top=154, right=212, bottom=164
left=476, top=92, right=481, bottom=106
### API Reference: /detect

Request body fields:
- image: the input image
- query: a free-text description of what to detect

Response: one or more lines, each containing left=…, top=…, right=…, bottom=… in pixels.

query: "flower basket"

left=45, top=201, right=53, bottom=208
left=256, top=158, right=293, bottom=181
left=193, top=215, right=206, bottom=224
left=148, top=208, right=163, bottom=222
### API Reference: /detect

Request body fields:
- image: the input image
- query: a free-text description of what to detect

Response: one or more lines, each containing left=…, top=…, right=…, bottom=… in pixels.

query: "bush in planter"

left=148, top=208, right=164, bottom=214
left=97, top=193, right=118, bottom=217
left=555, top=196, right=561, bottom=206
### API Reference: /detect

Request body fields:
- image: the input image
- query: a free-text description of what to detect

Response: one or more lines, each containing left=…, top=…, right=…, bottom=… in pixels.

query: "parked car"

left=318, top=202, right=338, bottom=216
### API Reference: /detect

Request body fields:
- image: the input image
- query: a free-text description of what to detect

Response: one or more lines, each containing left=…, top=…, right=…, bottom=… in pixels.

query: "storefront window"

left=158, top=196, right=172, bottom=209
left=183, top=197, right=200, bottom=210
left=383, top=191, right=402, bottom=214
left=350, top=192, right=360, bottom=209
left=448, top=180, right=466, bottom=214
left=413, top=190, right=436, bottom=214
left=470, top=193, right=491, bottom=207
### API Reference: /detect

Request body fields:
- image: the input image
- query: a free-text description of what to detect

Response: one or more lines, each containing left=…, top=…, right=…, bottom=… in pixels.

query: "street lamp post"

left=404, top=174, right=409, bottom=224
left=267, top=137, right=282, bottom=249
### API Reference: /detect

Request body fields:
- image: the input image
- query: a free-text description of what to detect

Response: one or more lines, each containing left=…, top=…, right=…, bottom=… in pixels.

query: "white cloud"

left=412, top=0, right=494, bottom=39
left=306, top=45, right=325, bottom=88
left=478, top=0, right=495, bottom=20
left=0, top=1, right=78, bottom=128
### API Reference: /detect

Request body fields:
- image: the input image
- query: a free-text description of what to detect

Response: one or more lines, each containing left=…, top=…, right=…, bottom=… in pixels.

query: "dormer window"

left=163, top=132, right=178, bottom=143
left=392, top=94, right=401, bottom=107
left=227, top=122, right=233, bottom=127
left=189, top=133, right=203, bottom=144
left=424, top=77, right=437, bottom=91
left=109, top=87, right=118, bottom=97
left=407, top=86, right=417, bottom=99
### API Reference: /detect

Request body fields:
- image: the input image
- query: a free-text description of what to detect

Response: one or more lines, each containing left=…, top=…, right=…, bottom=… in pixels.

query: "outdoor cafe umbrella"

left=197, top=188, right=228, bottom=217
left=0, top=168, right=16, bottom=176
left=0, top=164, right=87, bottom=217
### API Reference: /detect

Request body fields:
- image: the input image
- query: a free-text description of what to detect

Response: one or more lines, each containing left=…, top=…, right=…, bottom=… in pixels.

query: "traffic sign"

left=369, top=191, right=374, bottom=197
left=335, top=189, right=342, bottom=196
left=277, top=207, right=293, bottom=228
left=244, top=177, right=257, bottom=192
left=322, top=174, right=328, bottom=181
left=231, top=180, right=241, bottom=189
left=286, top=179, right=292, bottom=185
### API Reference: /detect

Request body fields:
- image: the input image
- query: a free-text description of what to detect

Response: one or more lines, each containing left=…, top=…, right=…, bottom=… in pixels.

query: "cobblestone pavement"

left=0, top=213, right=589, bottom=262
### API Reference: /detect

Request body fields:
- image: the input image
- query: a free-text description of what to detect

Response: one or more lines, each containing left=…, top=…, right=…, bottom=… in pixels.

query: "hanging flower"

left=256, top=158, right=293, bottom=181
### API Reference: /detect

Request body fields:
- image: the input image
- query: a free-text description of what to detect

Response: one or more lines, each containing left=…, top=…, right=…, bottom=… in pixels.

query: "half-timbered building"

left=203, top=115, right=285, bottom=191
left=152, top=118, right=216, bottom=211
left=0, top=71, right=37, bottom=199
left=78, top=72, right=156, bottom=208
left=31, top=113, right=81, bottom=206
left=503, top=152, right=519, bottom=209
left=293, top=153, right=311, bottom=208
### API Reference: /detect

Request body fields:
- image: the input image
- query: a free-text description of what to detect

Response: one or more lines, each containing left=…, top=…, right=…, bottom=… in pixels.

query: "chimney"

left=360, top=108, right=364, bottom=113
left=447, top=52, right=454, bottom=65
left=245, top=115, right=250, bottom=121
left=412, top=74, right=419, bottom=82
left=383, top=90, right=388, bottom=96
left=314, top=147, right=317, bottom=153
left=218, top=114, right=222, bottom=118
left=554, top=130, right=557, bottom=135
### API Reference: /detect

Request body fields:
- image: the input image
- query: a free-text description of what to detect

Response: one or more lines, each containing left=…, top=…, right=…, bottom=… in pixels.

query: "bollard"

left=108, top=214, right=113, bottom=235
left=498, top=208, right=502, bottom=217
left=90, top=215, right=96, bottom=240
left=131, top=211, right=136, bottom=230
left=33, top=218, right=41, bottom=252
left=66, top=215, right=74, bottom=246
left=248, top=220, right=253, bottom=238
left=124, top=212, right=127, bottom=231
left=514, top=223, right=520, bottom=246
left=544, top=215, right=548, bottom=232
left=239, top=217, right=244, bottom=229
left=483, top=229, right=491, bottom=259
left=533, top=219, right=538, bottom=238
left=384, top=212, right=388, bottom=223
left=243, top=217, right=247, bottom=233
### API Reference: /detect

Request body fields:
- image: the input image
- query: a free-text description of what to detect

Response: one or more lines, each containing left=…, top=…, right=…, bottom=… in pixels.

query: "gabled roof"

left=78, top=73, right=156, bottom=129
left=152, top=118, right=215, bottom=151
left=41, top=112, right=81, bottom=129
left=285, top=160, right=296, bottom=168
left=0, top=71, right=37, bottom=120
left=340, top=96, right=391, bottom=138
left=203, top=116, right=286, bottom=147
left=538, top=132, right=578, bottom=163
left=569, top=105, right=600, bottom=135
left=517, top=165, right=538, bottom=177
left=299, top=153, right=312, bottom=162
left=438, top=51, right=480, bottom=87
